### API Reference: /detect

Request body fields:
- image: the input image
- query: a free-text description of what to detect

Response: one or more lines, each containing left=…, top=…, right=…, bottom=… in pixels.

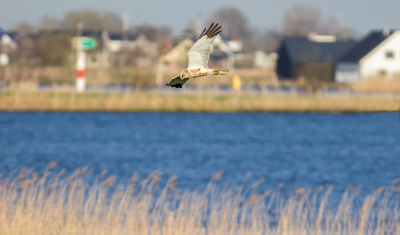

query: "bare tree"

left=208, top=7, right=250, bottom=41
left=62, top=9, right=123, bottom=31
left=159, top=25, right=173, bottom=38
left=12, top=21, right=36, bottom=35
left=132, top=25, right=158, bottom=42
left=208, top=6, right=263, bottom=52
left=182, top=19, right=196, bottom=36
left=131, top=24, right=173, bottom=42
left=264, top=3, right=358, bottom=52
left=40, top=14, right=62, bottom=30
left=263, top=29, right=284, bottom=53
left=283, top=4, right=323, bottom=36
left=100, top=12, right=123, bottom=32
left=283, top=3, right=358, bottom=38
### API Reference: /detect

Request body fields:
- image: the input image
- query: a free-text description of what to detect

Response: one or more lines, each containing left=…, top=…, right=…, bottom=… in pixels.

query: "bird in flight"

left=166, top=22, right=229, bottom=88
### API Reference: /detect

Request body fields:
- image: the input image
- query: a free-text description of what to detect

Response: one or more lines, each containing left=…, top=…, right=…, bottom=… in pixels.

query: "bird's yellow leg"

left=212, top=70, right=219, bottom=75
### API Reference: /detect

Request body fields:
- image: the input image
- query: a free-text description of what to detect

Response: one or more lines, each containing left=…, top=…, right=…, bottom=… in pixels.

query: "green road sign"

left=72, top=37, right=97, bottom=50
left=81, top=38, right=96, bottom=49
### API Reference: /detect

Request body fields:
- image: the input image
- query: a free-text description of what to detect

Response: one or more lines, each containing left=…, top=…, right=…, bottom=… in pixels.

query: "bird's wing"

left=188, top=22, right=221, bottom=69
left=166, top=75, right=190, bottom=88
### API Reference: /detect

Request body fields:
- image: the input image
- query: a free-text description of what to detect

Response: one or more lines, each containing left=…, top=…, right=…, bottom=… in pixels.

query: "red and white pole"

left=76, top=49, right=86, bottom=93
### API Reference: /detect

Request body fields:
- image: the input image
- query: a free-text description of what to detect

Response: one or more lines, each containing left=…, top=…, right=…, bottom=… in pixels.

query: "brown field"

left=0, top=90, right=399, bottom=113
left=1, top=166, right=399, bottom=235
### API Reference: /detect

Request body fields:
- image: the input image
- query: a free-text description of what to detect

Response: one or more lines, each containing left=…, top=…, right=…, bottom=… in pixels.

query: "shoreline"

left=1, top=91, right=399, bottom=113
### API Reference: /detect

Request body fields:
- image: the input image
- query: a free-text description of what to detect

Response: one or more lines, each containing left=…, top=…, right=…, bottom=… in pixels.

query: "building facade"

left=336, top=30, right=400, bottom=83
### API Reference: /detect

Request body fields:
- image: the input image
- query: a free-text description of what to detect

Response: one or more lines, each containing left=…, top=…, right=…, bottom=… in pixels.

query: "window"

left=386, top=51, right=394, bottom=59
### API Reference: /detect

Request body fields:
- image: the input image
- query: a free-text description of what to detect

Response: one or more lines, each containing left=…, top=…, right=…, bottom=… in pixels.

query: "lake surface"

left=1, top=112, right=399, bottom=199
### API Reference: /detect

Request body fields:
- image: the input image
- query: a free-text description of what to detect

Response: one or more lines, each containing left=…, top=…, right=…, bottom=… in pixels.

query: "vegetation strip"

left=1, top=166, right=399, bottom=234
left=0, top=91, right=399, bottom=113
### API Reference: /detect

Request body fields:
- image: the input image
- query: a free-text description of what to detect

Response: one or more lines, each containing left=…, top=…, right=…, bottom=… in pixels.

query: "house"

left=0, top=28, right=18, bottom=65
left=276, top=34, right=356, bottom=82
left=160, top=34, right=244, bottom=69
left=161, top=38, right=194, bottom=68
left=253, top=51, right=278, bottom=70
left=335, top=29, right=400, bottom=83
left=211, top=35, right=242, bottom=69
left=76, top=30, right=159, bottom=68
left=156, top=38, right=194, bottom=85
left=105, top=32, right=157, bottom=56
left=0, top=29, right=18, bottom=50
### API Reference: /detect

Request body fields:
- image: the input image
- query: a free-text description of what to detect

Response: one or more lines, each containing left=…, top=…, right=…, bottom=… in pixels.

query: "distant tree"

left=283, top=4, right=323, bottom=36
left=263, top=29, right=283, bottom=53
left=40, top=14, right=62, bottom=30
left=100, top=12, right=123, bottom=32
left=208, top=6, right=264, bottom=52
left=246, top=27, right=264, bottom=52
left=132, top=25, right=159, bottom=41
left=182, top=19, right=196, bottom=36
left=37, top=31, right=72, bottom=65
left=264, top=3, right=358, bottom=52
left=12, top=21, right=36, bottom=35
left=283, top=3, right=357, bottom=38
left=132, top=24, right=173, bottom=42
left=159, top=25, right=173, bottom=38
left=62, top=9, right=123, bottom=31
left=208, top=7, right=250, bottom=42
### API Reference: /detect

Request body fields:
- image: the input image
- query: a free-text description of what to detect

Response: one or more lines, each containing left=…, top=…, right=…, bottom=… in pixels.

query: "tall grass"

left=1, top=165, right=400, bottom=235
left=350, top=74, right=400, bottom=92
left=1, top=91, right=399, bottom=113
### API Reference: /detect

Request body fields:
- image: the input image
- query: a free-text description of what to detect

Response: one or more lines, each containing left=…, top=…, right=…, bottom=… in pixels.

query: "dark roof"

left=280, top=37, right=356, bottom=63
left=338, top=30, right=396, bottom=62
left=20, top=29, right=102, bottom=39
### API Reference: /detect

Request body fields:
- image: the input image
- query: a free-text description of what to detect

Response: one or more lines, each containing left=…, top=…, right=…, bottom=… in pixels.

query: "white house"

left=105, top=32, right=157, bottom=57
left=335, top=29, right=400, bottom=83
left=0, top=30, right=18, bottom=66
left=212, top=35, right=243, bottom=54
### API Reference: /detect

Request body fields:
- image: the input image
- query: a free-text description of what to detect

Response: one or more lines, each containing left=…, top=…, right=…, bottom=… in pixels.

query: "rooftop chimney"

left=383, top=27, right=390, bottom=36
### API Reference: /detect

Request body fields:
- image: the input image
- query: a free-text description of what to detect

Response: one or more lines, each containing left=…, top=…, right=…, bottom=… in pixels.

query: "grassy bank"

left=1, top=91, right=399, bottom=113
left=1, top=166, right=399, bottom=235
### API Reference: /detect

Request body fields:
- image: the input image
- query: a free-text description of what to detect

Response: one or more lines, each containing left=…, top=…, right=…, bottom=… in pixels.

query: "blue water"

left=1, top=112, right=399, bottom=199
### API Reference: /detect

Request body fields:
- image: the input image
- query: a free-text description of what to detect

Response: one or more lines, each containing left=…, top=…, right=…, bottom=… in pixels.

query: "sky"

left=0, top=0, right=399, bottom=36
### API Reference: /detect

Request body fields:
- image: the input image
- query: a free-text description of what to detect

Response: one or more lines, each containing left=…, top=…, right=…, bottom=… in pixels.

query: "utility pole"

left=76, top=22, right=86, bottom=93
left=123, top=12, right=129, bottom=45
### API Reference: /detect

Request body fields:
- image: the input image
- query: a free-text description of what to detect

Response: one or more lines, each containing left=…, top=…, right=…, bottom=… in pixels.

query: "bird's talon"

left=213, top=71, right=219, bottom=75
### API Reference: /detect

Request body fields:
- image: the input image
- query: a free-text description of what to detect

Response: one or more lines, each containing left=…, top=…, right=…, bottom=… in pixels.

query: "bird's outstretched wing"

left=188, top=22, right=221, bottom=69
left=166, top=75, right=190, bottom=88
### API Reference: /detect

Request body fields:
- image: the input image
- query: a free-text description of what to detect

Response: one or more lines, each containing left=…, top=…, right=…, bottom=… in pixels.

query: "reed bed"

left=1, top=91, right=399, bottom=113
left=350, top=75, right=400, bottom=92
left=1, top=165, right=400, bottom=235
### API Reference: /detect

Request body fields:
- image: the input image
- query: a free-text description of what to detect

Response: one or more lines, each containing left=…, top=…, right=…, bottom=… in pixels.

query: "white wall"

left=360, top=31, right=400, bottom=78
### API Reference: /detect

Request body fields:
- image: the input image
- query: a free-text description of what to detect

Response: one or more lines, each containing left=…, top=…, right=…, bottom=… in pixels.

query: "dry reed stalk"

left=350, top=75, right=400, bottom=92
left=1, top=91, right=399, bottom=113
left=0, top=167, right=399, bottom=235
